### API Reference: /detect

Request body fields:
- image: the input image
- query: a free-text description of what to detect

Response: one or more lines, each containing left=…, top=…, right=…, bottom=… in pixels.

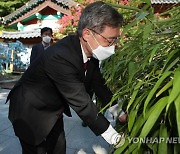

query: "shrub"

left=101, top=3, right=180, bottom=154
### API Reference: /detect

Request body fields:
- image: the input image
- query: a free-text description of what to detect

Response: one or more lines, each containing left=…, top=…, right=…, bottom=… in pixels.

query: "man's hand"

left=104, top=104, right=127, bottom=127
left=119, top=110, right=128, bottom=123
left=101, top=125, right=125, bottom=147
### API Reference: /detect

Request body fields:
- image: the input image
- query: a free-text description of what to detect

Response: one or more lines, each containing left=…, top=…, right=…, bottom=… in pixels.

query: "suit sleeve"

left=44, top=56, right=110, bottom=136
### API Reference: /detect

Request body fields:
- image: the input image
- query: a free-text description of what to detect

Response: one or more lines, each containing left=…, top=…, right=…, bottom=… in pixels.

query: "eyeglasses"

left=90, top=29, right=119, bottom=46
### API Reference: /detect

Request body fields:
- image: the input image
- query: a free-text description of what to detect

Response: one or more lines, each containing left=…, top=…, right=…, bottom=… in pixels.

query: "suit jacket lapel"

left=69, top=35, right=85, bottom=81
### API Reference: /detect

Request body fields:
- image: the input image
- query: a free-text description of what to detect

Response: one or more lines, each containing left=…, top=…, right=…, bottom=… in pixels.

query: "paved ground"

left=0, top=88, right=110, bottom=154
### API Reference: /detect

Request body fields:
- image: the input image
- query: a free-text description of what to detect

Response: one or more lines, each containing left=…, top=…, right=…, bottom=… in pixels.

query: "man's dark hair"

left=41, top=27, right=53, bottom=35
left=77, top=1, right=123, bottom=36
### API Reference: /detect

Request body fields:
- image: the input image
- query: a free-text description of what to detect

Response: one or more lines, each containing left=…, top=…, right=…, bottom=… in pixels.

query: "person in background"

left=30, top=27, right=53, bottom=64
left=6, top=2, right=125, bottom=154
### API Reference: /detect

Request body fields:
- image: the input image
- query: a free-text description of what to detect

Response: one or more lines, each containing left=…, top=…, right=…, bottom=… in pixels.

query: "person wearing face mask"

left=6, top=2, right=126, bottom=154
left=30, top=27, right=53, bottom=64
left=81, top=9, right=127, bottom=128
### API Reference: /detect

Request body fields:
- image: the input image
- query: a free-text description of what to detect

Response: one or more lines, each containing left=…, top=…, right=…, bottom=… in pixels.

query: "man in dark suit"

left=7, top=2, right=124, bottom=154
left=30, top=27, right=53, bottom=64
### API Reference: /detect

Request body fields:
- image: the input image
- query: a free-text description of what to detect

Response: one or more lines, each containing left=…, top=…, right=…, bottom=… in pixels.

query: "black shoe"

left=82, top=121, right=87, bottom=127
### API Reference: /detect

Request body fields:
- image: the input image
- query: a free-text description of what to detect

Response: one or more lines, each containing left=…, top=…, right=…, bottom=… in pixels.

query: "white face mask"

left=42, top=36, right=51, bottom=43
left=88, top=31, right=115, bottom=61
left=92, top=45, right=115, bottom=61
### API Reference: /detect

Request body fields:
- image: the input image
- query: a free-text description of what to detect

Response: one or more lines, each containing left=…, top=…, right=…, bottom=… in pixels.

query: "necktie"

left=83, top=60, right=89, bottom=71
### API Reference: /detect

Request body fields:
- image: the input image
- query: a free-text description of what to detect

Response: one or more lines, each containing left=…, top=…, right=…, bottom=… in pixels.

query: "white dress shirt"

left=81, top=44, right=89, bottom=63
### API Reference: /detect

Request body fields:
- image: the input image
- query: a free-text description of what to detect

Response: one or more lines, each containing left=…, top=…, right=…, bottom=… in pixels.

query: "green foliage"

left=0, top=0, right=29, bottom=17
left=101, top=3, right=180, bottom=153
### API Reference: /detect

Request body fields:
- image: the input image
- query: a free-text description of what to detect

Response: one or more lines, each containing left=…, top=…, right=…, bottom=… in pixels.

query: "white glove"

left=104, top=109, right=116, bottom=127
left=101, top=125, right=125, bottom=147
left=104, top=104, right=126, bottom=127
left=108, top=104, right=119, bottom=116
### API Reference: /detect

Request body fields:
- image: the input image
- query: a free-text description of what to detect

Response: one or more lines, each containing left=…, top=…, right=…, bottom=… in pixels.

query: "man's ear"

left=82, top=28, right=91, bottom=42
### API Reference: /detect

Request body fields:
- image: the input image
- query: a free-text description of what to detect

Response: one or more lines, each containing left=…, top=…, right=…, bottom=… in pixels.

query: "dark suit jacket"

left=30, top=42, right=44, bottom=64
left=7, top=35, right=114, bottom=145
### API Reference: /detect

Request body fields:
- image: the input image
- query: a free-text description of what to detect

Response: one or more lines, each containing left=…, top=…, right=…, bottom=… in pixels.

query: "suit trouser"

left=19, top=116, right=66, bottom=154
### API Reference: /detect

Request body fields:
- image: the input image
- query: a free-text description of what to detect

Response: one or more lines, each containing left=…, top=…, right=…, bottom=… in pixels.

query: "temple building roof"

left=1, top=0, right=78, bottom=26
left=0, top=29, right=40, bottom=39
